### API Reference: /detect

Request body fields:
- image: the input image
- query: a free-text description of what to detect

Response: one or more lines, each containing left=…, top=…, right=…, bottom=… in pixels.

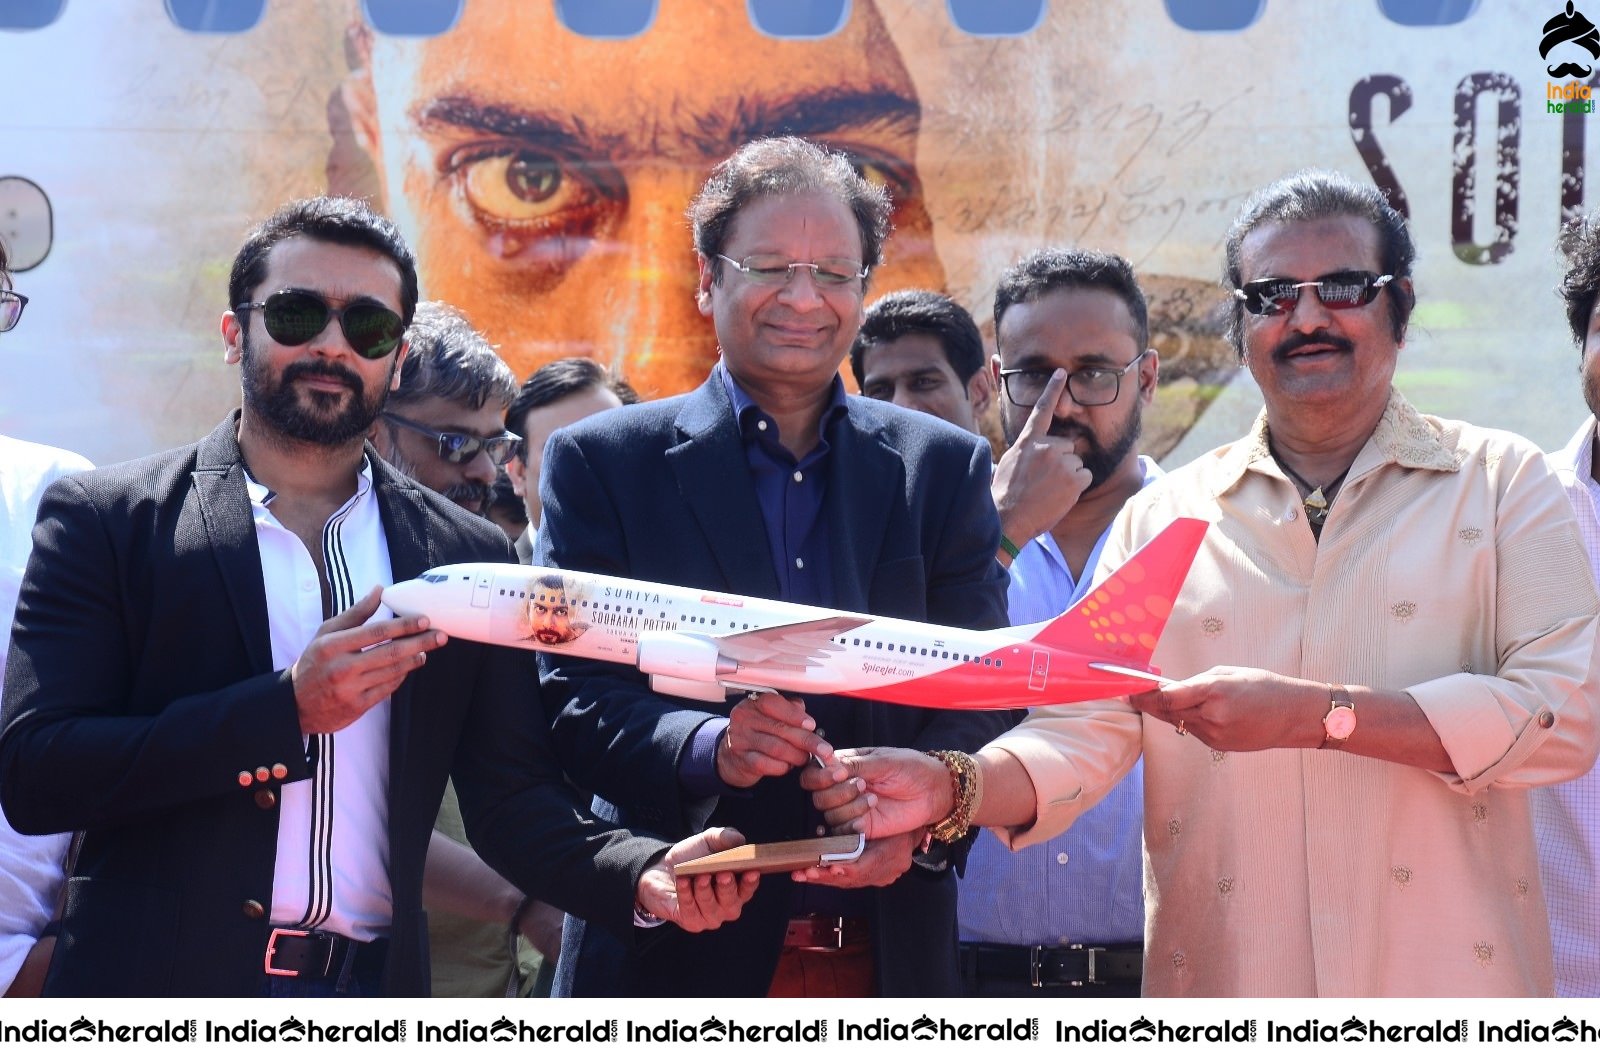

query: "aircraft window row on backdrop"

left=0, top=0, right=1481, bottom=34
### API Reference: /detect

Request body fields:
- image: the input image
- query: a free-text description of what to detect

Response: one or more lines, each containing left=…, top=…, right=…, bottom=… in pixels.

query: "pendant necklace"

left=1269, top=442, right=1350, bottom=530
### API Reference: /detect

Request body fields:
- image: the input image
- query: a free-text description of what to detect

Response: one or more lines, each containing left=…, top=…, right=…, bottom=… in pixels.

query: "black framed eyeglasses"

left=0, top=291, right=27, bottom=333
left=716, top=253, right=868, bottom=288
left=381, top=412, right=522, bottom=466
left=1233, top=270, right=1393, bottom=317
left=234, top=290, right=406, bottom=360
left=999, top=350, right=1150, bottom=409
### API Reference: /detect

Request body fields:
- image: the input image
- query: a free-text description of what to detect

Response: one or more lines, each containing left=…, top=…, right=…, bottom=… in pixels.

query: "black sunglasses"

left=1233, top=270, right=1393, bottom=316
left=234, top=290, right=405, bottom=360
left=381, top=411, right=522, bottom=466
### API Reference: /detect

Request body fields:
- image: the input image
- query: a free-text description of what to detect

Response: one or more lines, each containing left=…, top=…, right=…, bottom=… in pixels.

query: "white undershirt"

left=247, top=460, right=393, bottom=941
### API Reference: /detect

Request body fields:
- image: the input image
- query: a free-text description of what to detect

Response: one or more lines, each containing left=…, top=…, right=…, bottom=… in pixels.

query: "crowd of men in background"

left=0, top=135, right=1596, bottom=999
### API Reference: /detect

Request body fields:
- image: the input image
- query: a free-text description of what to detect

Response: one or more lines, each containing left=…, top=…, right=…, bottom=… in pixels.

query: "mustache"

left=1550, top=62, right=1595, bottom=78
left=1270, top=329, right=1355, bottom=361
left=282, top=360, right=363, bottom=391
left=1047, top=419, right=1088, bottom=440
left=445, top=481, right=492, bottom=514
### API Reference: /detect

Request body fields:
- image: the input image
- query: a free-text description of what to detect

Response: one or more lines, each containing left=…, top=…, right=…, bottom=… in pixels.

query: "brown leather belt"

left=783, top=915, right=870, bottom=951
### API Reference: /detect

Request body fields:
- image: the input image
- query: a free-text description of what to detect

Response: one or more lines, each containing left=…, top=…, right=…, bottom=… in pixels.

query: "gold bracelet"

left=926, top=750, right=981, bottom=843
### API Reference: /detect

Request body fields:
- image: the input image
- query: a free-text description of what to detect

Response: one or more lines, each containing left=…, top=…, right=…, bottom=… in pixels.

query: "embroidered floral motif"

left=1217, top=877, right=1234, bottom=896
left=1391, top=866, right=1413, bottom=888
left=1515, top=878, right=1530, bottom=899
left=1473, top=941, right=1494, bottom=966
left=1201, top=616, right=1225, bottom=637
left=1472, top=803, right=1488, bottom=824
left=1210, top=750, right=1227, bottom=765
left=1390, top=601, right=1417, bottom=621
left=1167, top=818, right=1182, bottom=838
left=1171, top=951, right=1188, bottom=970
left=1479, top=451, right=1501, bottom=470
left=1458, top=527, right=1484, bottom=544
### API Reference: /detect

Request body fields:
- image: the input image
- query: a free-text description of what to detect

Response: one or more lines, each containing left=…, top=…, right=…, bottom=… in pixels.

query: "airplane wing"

left=713, top=615, right=871, bottom=673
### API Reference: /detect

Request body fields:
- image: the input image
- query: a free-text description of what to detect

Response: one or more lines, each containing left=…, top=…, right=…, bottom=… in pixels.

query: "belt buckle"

left=1068, top=943, right=1107, bottom=987
left=264, top=927, right=311, bottom=978
left=1029, top=945, right=1043, bottom=988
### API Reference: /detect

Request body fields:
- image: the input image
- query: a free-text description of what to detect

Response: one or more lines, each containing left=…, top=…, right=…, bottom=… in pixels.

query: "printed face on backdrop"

left=340, top=0, right=944, bottom=397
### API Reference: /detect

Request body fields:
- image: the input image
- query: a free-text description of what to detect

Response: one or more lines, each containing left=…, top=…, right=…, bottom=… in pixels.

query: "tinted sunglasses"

left=235, top=290, right=405, bottom=360
left=1234, top=271, right=1393, bottom=316
left=381, top=411, right=521, bottom=466
left=0, top=291, right=27, bottom=333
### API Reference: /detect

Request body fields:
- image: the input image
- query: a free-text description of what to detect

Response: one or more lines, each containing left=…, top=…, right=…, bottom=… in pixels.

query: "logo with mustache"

left=1543, top=2, right=1600, bottom=79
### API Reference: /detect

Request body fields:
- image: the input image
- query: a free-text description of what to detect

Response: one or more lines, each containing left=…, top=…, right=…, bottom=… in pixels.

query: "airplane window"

left=362, top=0, right=462, bottom=36
left=945, top=0, right=1043, bottom=36
left=555, top=0, right=656, bottom=39
left=748, top=0, right=849, bottom=39
left=1378, top=0, right=1477, bottom=25
left=164, top=0, right=263, bottom=32
left=1162, top=0, right=1264, bottom=31
left=0, top=0, right=63, bottom=28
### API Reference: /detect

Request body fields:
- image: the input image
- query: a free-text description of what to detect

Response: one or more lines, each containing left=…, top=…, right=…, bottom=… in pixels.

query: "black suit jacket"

left=0, top=416, right=666, bottom=997
left=537, top=373, right=1014, bottom=997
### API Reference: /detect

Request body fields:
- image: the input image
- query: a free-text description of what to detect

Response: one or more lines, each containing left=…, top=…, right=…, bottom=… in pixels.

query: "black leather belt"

left=960, top=941, right=1142, bottom=988
left=264, top=927, right=386, bottom=980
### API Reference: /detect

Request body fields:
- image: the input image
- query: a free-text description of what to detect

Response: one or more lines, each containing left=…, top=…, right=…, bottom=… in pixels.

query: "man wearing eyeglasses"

left=824, top=171, right=1600, bottom=996
left=851, top=262, right=1159, bottom=997
left=0, top=197, right=757, bottom=997
left=537, top=137, right=1012, bottom=997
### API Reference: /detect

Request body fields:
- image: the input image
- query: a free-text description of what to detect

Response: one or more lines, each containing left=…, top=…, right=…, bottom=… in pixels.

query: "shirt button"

left=1056, top=852, right=1070, bottom=865
left=254, top=789, right=277, bottom=810
left=1538, top=711, right=1556, bottom=729
left=795, top=557, right=805, bottom=570
left=793, top=470, right=804, bottom=483
left=1286, top=507, right=1299, bottom=522
left=300, top=580, right=315, bottom=593
left=757, top=420, right=769, bottom=432
left=242, top=899, right=266, bottom=920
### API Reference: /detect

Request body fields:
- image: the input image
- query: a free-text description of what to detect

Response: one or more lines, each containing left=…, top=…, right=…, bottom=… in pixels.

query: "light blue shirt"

left=958, top=456, right=1161, bottom=947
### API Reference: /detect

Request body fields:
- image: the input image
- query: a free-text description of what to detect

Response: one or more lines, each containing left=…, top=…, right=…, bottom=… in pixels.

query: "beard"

left=240, top=331, right=390, bottom=447
left=1006, top=400, right=1143, bottom=491
left=379, top=434, right=493, bottom=516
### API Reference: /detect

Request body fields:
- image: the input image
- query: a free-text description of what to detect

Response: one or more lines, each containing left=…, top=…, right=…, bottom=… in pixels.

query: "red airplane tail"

left=1029, top=517, right=1209, bottom=667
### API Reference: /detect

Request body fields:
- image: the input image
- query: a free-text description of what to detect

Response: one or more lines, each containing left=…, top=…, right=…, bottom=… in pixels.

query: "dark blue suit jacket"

left=537, top=373, right=1013, bottom=997
left=0, top=416, right=667, bottom=996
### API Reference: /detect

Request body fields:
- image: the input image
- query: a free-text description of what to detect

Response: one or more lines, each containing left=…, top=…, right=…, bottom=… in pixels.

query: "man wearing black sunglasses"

left=370, top=301, right=520, bottom=520
left=831, top=171, right=1600, bottom=997
left=0, top=197, right=756, bottom=997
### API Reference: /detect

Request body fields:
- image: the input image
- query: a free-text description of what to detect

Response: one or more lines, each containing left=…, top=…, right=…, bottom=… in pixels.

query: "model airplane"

left=382, top=518, right=1209, bottom=709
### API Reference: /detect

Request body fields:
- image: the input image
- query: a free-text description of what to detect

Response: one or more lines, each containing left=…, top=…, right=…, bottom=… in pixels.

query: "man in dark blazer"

left=0, top=197, right=753, bottom=997
left=538, top=138, right=1013, bottom=997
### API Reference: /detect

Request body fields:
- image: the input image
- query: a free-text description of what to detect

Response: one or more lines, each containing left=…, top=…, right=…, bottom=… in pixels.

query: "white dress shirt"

left=247, top=461, right=395, bottom=942
left=0, top=435, right=92, bottom=992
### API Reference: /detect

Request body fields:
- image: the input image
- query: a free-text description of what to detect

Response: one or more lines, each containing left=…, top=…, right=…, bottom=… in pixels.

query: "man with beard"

left=0, top=197, right=756, bottom=996
left=849, top=264, right=1158, bottom=997
left=820, top=171, right=1600, bottom=996
left=370, top=301, right=520, bottom=519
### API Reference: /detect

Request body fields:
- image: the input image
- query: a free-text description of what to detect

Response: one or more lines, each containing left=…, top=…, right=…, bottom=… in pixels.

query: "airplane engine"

left=637, top=632, right=735, bottom=703
left=635, top=631, right=730, bottom=682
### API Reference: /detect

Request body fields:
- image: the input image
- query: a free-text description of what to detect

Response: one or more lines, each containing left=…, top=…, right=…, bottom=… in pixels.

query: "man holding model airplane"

left=535, top=137, right=1015, bottom=997
left=819, top=171, right=1600, bottom=997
